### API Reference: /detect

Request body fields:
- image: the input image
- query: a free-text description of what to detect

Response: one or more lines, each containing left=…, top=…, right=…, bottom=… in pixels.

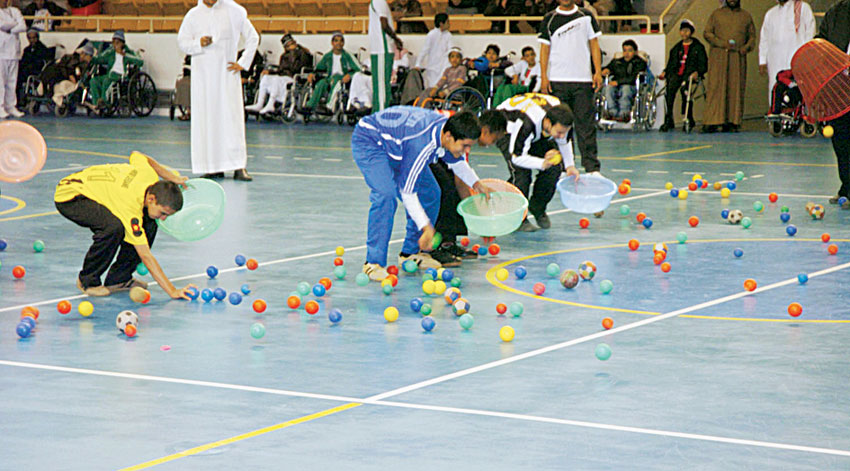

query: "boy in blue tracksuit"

left=352, top=106, right=491, bottom=281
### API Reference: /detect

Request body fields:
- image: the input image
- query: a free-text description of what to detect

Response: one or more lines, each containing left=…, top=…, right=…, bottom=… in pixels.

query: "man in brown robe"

left=701, top=0, right=756, bottom=133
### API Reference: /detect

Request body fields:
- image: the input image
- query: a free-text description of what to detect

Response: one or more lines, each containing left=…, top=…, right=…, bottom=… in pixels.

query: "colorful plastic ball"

left=240, top=284, right=251, bottom=296
left=788, top=302, right=802, bottom=317
left=453, top=298, right=471, bottom=316
left=688, top=216, right=699, bottom=227
left=753, top=201, right=764, bottom=212
left=618, top=183, right=631, bottom=195
left=743, top=279, right=757, bottom=292
left=444, top=287, right=462, bottom=304
left=305, top=300, right=319, bottom=315
left=297, top=282, right=311, bottom=296
left=333, top=257, right=344, bottom=267
left=228, top=292, right=242, bottom=305
left=206, top=266, right=218, bottom=279
left=287, top=295, right=301, bottom=309
left=798, top=274, right=808, bottom=284
left=431, top=231, right=443, bottom=250
left=477, top=246, right=488, bottom=256
left=213, top=288, right=226, bottom=301
left=78, top=301, right=94, bottom=317
left=421, top=272, right=435, bottom=282
left=382, top=275, right=397, bottom=288
left=420, top=303, right=433, bottom=316
left=123, top=324, right=137, bottom=338
left=16, top=323, right=31, bottom=338
left=496, top=268, right=509, bottom=281
left=711, top=181, right=721, bottom=190
left=496, top=303, right=507, bottom=315
left=532, top=282, right=546, bottom=295
left=355, top=273, right=370, bottom=286
left=459, top=237, right=470, bottom=247
left=21, top=306, right=39, bottom=320
left=692, top=174, right=702, bottom=182
left=0, top=239, right=6, bottom=250
left=595, top=343, right=612, bottom=361
left=823, top=125, right=835, bottom=138
left=726, top=182, right=737, bottom=191
left=136, top=263, right=149, bottom=276
left=828, top=244, right=838, bottom=255
left=246, top=258, right=258, bottom=270
left=768, top=192, right=778, bottom=203
left=720, top=188, right=731, bottom=198
left=335, top=246, right=345, bottom=256
left=660, top=262, right=671, bottom=273
left=619, top=205, right=630, bottom=216
left=250, top=323, right=265, bottom=339
left=665, top=182, right=673, bottom=190
left=628, top=239, right=640, bottom=251
left=252, top=299, right=267, bottom=313
left=839, top=197, right=849, bottom=206
left=721, top=209, right=730, bottom=219
left=676, top=232, right=688, bottom=244
left=701, top=179, right=709, bottom=189
left=642, top=218, right=653, bottom=229
left=57, top=300, right=72, bottom=314
left=489, top=244, right=501, bottom=256
left=733, top=248, right=743, bottom=258
left=810, top=204, right=825, bottom=220
left=636, top=212, right=646, bottom=223
left=599, top=279, right=613, bottom=294
left=450, top=277, right=462, bottom=288
left=312, top=284, right=326, bottom=297
left=780, top=213, right=791, bottom=223
left=780, top=205, right=790, bottom=213
left=20, top=317, right=36, bottom=330
left=602, top=317, right=613, bottom=330
left=786, top=225, right=797, bottom=236
left=741, top=217, right=752, bottom=229
left=386, top=265, right=399, bottom=276
left=425, top=268, right=438, bottom=280
left=410, top=297, right=424, bottom=312
left=546, top=263, right=561, bottom=277
left=201, top=289, right=214, bottom=302
left=382, top=284, right=394, bottom=295
left=499, top=326, right=515, bottom=342
left=579, top=217, right=590, bottom=229
left=735, top=171, right=744, bottom=181
left=441, top=269, right=454, bottom=282
left=687, top=182, right=697, bottom=191
left=235, top=254, right=246, bottom=266
left=578, top=261, right=597, bottom=280
left=434, top=280, right=447, bottom=295
left=653, top=242, right=668, bottom=254
left=669, top=188, right=679, bottom=198
left=319, top=277, right=332, bottom=290
left=458, top=313, right=474, bottom=330
left=383, top=306, right=399, bottom=322
left=678, top=190, right=689, bottom=200
left=822, top=233, right=831, bottom=242
left=333, top=266, right=347, bottom=280
left=509, top=302, right=524, bottom=317
left=653, top=252, right=666, bottom=265
left=419, top=316, right=436, bottom=332
left=400, top=260, right=417, bottom=273
left=560, top=269, right=579, bottom=289
left=515, top=266, right=527, bottom=279
left=12, top=265, right=25, bottom=279
left=33, top=239, right=44, bottom=252
left=621, top=178, right=631, bottom=186
left=328, top=308, right=342, bottom=323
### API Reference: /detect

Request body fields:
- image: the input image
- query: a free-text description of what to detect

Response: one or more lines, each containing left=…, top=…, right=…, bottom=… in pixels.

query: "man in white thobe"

left=415, top=13, right=452, bottom=88
left=0, top=0, right=27, bottom=119
left=178, top=0, right=259, bottom=181
left=758, top=0, right=815, bottom=100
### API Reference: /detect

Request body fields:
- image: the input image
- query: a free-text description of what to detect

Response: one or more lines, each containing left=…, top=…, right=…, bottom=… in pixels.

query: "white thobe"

left=415, top=28, right=452, bottom=88
left=759, top=0, right=815, bottom=99
left=178, top=0, right=258, bottom=174
left=0, top=6, right=26, bottom=110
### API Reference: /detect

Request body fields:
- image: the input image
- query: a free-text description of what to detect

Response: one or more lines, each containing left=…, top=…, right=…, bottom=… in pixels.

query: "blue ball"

left=201, top=288, right=214, bottom=302
left=441, top=269, right=454, bottom=282
left=421, top=316, right=436, bottom=332
left=186, top=287, right=199, bottom=300
left=477, top=246, right=488, bottom=256
left=213, top=287, right=227, bottom=301
left=839, top=196, right=849, bottom=206
left=20, top=317, right=36, bottom=329
left=410, top=297, right=423, bottom=312
left=425, top=268, right=438, bottom=280
left=721, top=209, right=730, bottom=219
left=798, top=273, right=808, bottom=284
left=228, top=292, right=243, bottom=305
left=670, top=188, right=679, bottom=198
left=312, top=283, right=326, bottom=297
left=235, top=254, right=246, bottom=266
left=786, top=225, right=797, bottom=236
left=515, top=266, right=527, bottom=279
left=733, top=248, right=743, bottom=258
left=780, top=213, right=791, bottom=223
left=241, top=284, right=251, bottom=295
left=642, top=217, right=653, bottom=229
left=206, top=265, right=218, bottom=279
left=16, top=322, right=31, bottom=338
left=0, top=238, right=6, bottom=251
left=328, top=308, right=342, bottom=323
left=726, top=182, right=736, bottom=190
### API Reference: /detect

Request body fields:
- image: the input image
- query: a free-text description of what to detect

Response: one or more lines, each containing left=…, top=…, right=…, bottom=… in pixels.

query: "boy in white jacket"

left=0, top=0, right=26, bottom=118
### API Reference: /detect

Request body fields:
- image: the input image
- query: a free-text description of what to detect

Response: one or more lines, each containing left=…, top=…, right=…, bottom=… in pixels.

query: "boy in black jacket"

left=659, top=19, right=708, bottom=132
left=600, top=39, right=647, bottom=121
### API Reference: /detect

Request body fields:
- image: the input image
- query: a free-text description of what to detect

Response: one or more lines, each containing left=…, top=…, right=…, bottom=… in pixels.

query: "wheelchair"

left=764, top=69, right=819, bottom=138
left=84, top=60, right=157, bottom=118
left=594, top=50, right=659, bottom=132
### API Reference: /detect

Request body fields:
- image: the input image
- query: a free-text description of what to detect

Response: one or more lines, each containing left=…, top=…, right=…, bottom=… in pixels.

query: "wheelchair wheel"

left=281, top=98, right=297, bottom=123
left=768, top=121, right=784, bottom=137
left=26, top=100, right=40, bottom=116
left=800, top=121, right=818, bottom=138
left=129, top=72, right=157, bottom=117
left=54, top=103, right=69, bottom=117
left=442, top=87, right=485, bottom=114
left=642, top=93, right=657, bottom=131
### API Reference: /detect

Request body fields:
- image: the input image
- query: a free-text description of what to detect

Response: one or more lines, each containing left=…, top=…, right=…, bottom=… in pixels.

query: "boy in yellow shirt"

left=54, top=152, right=197, bottom=299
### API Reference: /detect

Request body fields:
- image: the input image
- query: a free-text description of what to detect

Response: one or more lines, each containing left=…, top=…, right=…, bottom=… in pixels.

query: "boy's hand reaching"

left=564, top=165, right=579, bottom=179
left=170, top=284, right=199, bottom=300
left=418, top=225, right=436, bottom=251
left=472, top=180, right=493, bottom=200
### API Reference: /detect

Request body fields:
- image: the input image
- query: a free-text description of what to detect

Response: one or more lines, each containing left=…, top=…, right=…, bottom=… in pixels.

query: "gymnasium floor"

left=1, top=116, right=849, bottom=470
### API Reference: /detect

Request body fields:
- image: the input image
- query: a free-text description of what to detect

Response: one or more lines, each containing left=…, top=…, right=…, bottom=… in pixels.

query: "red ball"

left=768, top=192, right=778, bottom=203
left=788, top=302, right=802, bottom=317
left=488, top=244, right=500, bottom=255
left=579, top=218, right=590, bottom=229
left=496, top=303, right=507, bottom=314
left=252, top=299, right=267, bottom=313
left=246, top=259, right=258, bottom=270
left=533, top=282, right=546, bottom=295
left=602, top=317, right=613, bottom=330
left=621, top=178, right=631, bottom=186
left=618, top=184, right=630, bottom=195
left=687, top=182, right=697, bottom=191
left=305, top=300, right=319, bottom=315
left=57, top=301, right=72, bottom=315
left=333, top=257, right=344, bottom=266
left=471, top=244, right=481, bottom=253
left=12, top=265, right=25, bottom=279
left=385, top=274, right=398, bottom=287
left=688, top=216, right=700, bottom=227
left=386, top=265, right=399, bottom=275
left=482, top=236, right=495, bottom=244
left=287, top=295, right=301, bottom=309
left=636, top=212, right=646, bottom=223
left=700, top=179, right=708, bottom=189
left=653, top=252, right=666, bottom=265
left=822, top=233, right=831, bottom=243
left=744, top=279, right=757, bottom=292
left=660, top=262, right=671, bottom=272
left=460, top=237, right=470, bottom=247
left=124, top=324, right=137, bottom=337
left=628, top=239, right=640, bottom=251
left=828, top=244, right=838, bottom=255
left=319, top=277, right=333, bottom=290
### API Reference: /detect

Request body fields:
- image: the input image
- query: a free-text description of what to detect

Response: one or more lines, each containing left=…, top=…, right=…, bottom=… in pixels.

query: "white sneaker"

left=362, top=263, right=389, bottom=282
left=6, top=107, right=24, bottom=118
left=259, top=102, right=277, bottom=115
left=398, top=252, right=441, bottom=270
left=0, top=108, right=8, bottom=119
left=245, top=103, right=264, bottom=112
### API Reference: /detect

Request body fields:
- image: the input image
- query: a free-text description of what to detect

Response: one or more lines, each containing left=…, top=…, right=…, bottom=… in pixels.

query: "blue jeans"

left=351, top=128, right=441, bottom=266
left=604, top=84, right=636, bottom=118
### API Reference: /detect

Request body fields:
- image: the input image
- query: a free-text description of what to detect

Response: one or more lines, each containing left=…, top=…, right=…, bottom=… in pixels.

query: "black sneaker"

left=443, top=242, right=477, bottom=259
left=700, top=125, right=719, bottom=134
left=535, top=213, right=551, bottom=229
left=430, top=248, right=462, bottom=267
left=828, top=195, right=841, bottom=205
left=518, top=219, right=539, bottom=232
left=659, top=122, right=673, bottom=132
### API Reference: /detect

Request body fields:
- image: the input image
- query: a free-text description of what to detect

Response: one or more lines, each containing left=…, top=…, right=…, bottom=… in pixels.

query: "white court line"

left=549, top=189, right=668, bottom=216
left=323, top=158, right=342, bottom=162
left=629, top=187, right=833, bottom=199
left=247, top=171, right=362, bottom=180
left=751, top=174, right=765, bottom=179
left=609, top=169, right=634, bottom=173
left=36, top=166, right=85, bottom=174
left=293, top=157, right=312, bottom=161
left=263, top=156, right=284, bottom=160
left=476, top=164, right=499, bottom=168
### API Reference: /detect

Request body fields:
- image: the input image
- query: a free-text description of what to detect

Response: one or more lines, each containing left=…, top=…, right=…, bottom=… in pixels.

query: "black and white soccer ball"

left=116, top=310, right=139, bottom=332
left=727, top=209, right=744, bottom=224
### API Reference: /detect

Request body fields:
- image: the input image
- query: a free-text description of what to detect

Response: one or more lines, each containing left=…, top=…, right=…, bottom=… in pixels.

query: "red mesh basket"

left=791, top=39, right=850, bottom=122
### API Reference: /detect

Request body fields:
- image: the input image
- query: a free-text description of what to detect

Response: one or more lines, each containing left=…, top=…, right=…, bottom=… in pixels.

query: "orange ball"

left=688, top=216, right=700, bottom=227
left=333, top=257, right=344, bottom=266
left=701, top=179, right=708, bottom=189
left=496, top=303, right=507, bottom=314
left=489, top=243, right=500, bottom=255
left=252, top=299, right=267, bottom=313
left=628, top=239, right=640, bottom=251
left=713, top=182, right=722, bottom=190
left=636, top=212, right=646, bottom=223
left=601, top=317, right=613, bottom=330
left=618, top=183, right=631, bottom=195
left=687, top=182, right=697, bottom=191
left=787, top=302, right=803, bottom=317
left=828, top=244, right=838, bottom=255
left=319, top=277, right=333, bottom=290
left=124, top=324, right=137, bottom=337
left=460, top=237, right=470, bottom=247
left=744, top=279, right=757, bottom=292
left=385, top=274, right=398, bottom=287
left=21, top=306, right=39, bottom=320
left=579, top=218, right=590, bottom=229
left=305, top=300, right=319, bottom=315
left=660, top=262, right=671, bottom=273
left=386, top=265, right=399, bottom=275
left=286, top=295, right=301, bottom=309
left=621, top=178, right=631, bottom=186
left=246, top=258, right=259, bottom=270
left=653, top=252, right=666, bottom=265
left=471, top=244, right=481, bottom=253
left=822, top=233, right=831, bottom=243
left=768, top=192, right=778, bottom=203
left=12, top=265, right=25, bottom=279
left=57, top=300, right=72, bottom=315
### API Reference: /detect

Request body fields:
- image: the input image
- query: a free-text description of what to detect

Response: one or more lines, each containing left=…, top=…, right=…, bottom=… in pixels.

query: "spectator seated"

left=493, top=45, right=540, bottom=107
left=87, top=30, right=143, bottom=110
left=600, top=39, right=647, bottom=122
left=245, top=34, right=312, bottom=115
left=21, top=0, right=67, bottom=31
left=304, top=32, right=360, bottom=114
left=414, top=47, right=466, bottom=107
left=16, top=29, right=54, bottom=105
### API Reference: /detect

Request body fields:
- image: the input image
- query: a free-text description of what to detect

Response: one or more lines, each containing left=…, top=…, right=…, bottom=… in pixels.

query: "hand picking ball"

left=252, top=299, right=267, bottom=313
left=384, top=306, right=399, bottom=322
left=788, top=302, right=803, bottom=317
left=499, top=326, right=515, bottom=342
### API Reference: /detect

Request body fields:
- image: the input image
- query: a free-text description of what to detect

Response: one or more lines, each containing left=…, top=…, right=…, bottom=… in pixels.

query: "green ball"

left=735, top=171, right=744, bottom=181
left=421, top=272, right=435, bottom=282
left=595, top=343, right=612, bottom=361
left=741, top=216, right=752, bottom=228
left=619, top=205, right=630, bottom=216
left=546, top=263, right=561, bottom=277
left=753, top=201, right=764, bottom=212
left=403, top=260, right=418, bottom=273
left=458, top=313, right=474, bottom=330
left=509, top=301, right=524, bottom=317
left=136, top=262, right=149, bottom=276
left=355, top=273, right=370, bottom=286
left=297, top=281, right=311, bottom=295
left=333, top=266, right=347, bottom=280
left=382, top=283, right=394, bottom=295
left=33, top=240, right=45, bottom=253
left=599, top=279, right=613, bottom=294
left=450, top=277, right=462, bottom=288
left=432, top=231, right=443, bottom=250
left=250, top=323, right=266, bottom=339
left=676, top=231, right=688, bottom=244
left=780, top=206, right=790, bottom=213
left=420, top=303, right=432, bottom=316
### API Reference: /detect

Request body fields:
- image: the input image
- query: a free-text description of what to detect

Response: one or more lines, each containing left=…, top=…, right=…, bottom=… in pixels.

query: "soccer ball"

left=115, top=310, right=139, bottom=332
left=652, top=242, right=668, bottom=255
left=810, top=204, right=825, bottom=220
left=578, top=261, right=597, bottom=281
left=727, top=210, right=743, bottom=224
left=560, top=269, right=580, bottom=289
left=452, top=298, right=471, bottom=316
left=444, top=287, right=462, bottom=305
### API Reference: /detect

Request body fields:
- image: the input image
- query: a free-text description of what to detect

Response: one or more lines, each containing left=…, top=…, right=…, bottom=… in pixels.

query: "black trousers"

left=498, top=136, right=563, bottom=218
left=550, top=81, right=600, bottom=172
left=664, top=74, right=694, bottom=125
left=832, top=112, right=850, bottom=198
left=430, top=160, right=468, bottom=242
left=55, top=196, right=157, bottom=288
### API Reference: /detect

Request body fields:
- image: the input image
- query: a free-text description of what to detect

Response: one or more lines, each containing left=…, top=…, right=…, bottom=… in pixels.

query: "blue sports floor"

left=1, top=116, right=849, bottom=470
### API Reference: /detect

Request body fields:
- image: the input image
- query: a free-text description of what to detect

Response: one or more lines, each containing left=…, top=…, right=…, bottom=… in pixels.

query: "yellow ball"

left=720, top=188, right=731, bottom=198
left=383, top=306, right=399, bottom=322
left=434, top=280, right=447, bottom=295
left=335, top=246, right=344, bottom=256
left=664, top=182, right=673, bottom=190
left=678, top=189, right=688, bottom=200
left=499, top=325, right=515, bottom=342
left=549, top=152, right=562, bottom=165
left=436, top=268, right=445, bottom=279
left=78, top=301, right=94, bottom=317
left=823, top=125, right=834, bottom=138
left=496, top=268, right=509, bottom=281
left=422, top=280, right=436, bottom=295
left=692, top=174, right=702, bottom=182
left=713, top=181, right=722, bottom=190
left=381, top=278, right=392, bottom=288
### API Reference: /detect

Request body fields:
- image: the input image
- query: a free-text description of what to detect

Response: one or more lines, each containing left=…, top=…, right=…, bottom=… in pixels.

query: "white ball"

left=727, top=209, right=743, bottom=224
left=116, top=310, right=139, bottom=332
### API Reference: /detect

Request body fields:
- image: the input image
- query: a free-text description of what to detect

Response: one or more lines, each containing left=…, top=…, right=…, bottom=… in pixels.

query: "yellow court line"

left=0, top=195, right=26, bottom=216
left=622, top=144, right=712, bottom=160
left=120, top=402, right=361, bottom=471
left=605, top=156, right=837, bottom=167
left=486, top=238, right=850, bottom=323
left=0, top=210, right=59, bottom=222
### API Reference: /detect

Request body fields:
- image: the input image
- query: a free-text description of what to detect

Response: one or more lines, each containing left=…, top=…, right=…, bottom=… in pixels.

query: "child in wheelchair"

left=764, top=69, right=818, bottom=137
left=414, top=47, right=466, bottom=107
left=244, top=34, right=312, bottom=115
left=28, top=42, right=93, bottom=111
left=86, top=30, right=143, bottom=111
left=305, top=32, right=360, bottom=114
left=600, top=39, right=647, bottom=122
left=492, top=46, right=540, bottom=108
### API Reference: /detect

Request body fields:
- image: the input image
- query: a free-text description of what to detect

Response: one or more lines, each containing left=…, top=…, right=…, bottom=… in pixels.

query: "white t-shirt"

left=505, top=60, right=542, bottom=90
left=369, top=0, right=395, bottom=55
left=538, top=6, right=601, bottom=82
left=111, top=53, right=124, bottom=75
left=331, top=53, right=342, bottom=75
